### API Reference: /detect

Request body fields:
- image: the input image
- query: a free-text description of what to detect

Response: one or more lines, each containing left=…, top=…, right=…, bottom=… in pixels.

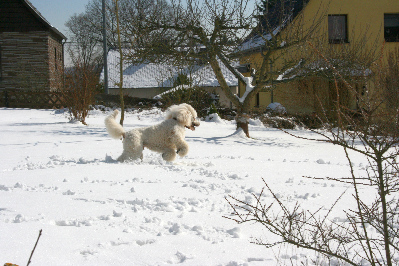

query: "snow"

left=153, top=85, right=193, bottom=100
left=0, top=108, right=375, bottom=265
left=266, top=102, right=287, bottom=114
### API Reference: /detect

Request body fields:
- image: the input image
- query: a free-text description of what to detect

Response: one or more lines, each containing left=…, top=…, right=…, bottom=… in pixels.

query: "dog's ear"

left=180, top=103, right=198, bottom=119
left=165, top=105, right=176, bottom=120
left=166, top=104, right=198, bottom=126
left=175, top=109, right=192, bottom=126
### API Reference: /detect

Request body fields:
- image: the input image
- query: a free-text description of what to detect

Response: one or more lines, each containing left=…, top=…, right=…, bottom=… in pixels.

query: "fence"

left=0, top=89, right=65, bottom=109
left=0, top=90, right=161, bottom=110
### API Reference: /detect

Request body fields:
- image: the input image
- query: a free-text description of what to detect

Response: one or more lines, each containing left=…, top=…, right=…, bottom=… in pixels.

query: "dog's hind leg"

left=117, top=150, right=139, bottom=162
left=118, top=131, right=144, bottom=162
left=118, top=148, right=143, bottom=162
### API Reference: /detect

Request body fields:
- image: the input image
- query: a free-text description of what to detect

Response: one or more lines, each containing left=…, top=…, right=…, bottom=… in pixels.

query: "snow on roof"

left=100, top=49, right=238, bottom=89
left=237, top=26, right=282, bottom=52
left=238, top=0, right=307, bottom=53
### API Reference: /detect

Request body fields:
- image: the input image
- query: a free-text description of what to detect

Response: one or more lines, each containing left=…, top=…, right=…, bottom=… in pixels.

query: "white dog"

left=105, top=103, right=200, bottom=162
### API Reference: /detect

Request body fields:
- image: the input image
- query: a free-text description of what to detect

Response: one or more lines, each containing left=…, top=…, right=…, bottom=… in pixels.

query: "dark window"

left=385, top=14, right=399, bottom=42
left=236, top=64, right=250, bottom=74
left=328, top=15, right=348, bottom=44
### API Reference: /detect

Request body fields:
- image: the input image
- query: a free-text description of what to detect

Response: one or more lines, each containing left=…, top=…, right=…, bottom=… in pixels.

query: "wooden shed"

left=0, top=0, right=67, bottom=91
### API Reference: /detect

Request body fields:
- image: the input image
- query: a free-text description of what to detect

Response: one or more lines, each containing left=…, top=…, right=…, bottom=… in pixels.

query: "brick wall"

left=48, top=33, right=64, bottom=90
left=0, top=31, right=63, bottom=91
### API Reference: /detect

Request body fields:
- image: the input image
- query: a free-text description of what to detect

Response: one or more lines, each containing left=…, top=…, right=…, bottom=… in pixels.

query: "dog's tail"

left=105, top=110, right=125, bottom=139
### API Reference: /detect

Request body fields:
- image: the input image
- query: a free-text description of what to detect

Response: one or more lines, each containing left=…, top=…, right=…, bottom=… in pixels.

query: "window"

left=385, top=14, right=399, bottom=42
left=328, top=15, right=348, bottom=44
left=236, top=64, right=250, bottom=74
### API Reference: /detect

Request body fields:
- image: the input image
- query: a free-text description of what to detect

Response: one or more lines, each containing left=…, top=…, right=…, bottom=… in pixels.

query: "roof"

left=100, top=50, right=238, bottom=89
left=238, top=0, right=308, bottom=53
left=23, top=0, right=67, bottom=40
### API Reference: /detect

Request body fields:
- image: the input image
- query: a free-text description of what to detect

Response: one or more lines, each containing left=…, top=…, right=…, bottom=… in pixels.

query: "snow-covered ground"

left=0, top=107, right=373, bottom=265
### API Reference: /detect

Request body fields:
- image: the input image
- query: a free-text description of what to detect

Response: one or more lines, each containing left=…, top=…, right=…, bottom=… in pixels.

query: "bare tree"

left=132, top=0, right=327, bottom=137
left=65, top=0, right=171, bottom=66
left=65, top=0, right=172, bottom=123
left=65, top=13, right=103, bottom=67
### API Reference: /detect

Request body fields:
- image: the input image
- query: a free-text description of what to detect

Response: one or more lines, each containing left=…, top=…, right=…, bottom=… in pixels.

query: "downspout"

left=62, top=39, right=66, bottom=90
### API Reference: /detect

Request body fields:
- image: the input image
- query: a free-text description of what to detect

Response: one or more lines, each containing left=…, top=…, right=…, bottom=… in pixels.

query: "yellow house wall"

left=241, top=0, right=399, bottom=114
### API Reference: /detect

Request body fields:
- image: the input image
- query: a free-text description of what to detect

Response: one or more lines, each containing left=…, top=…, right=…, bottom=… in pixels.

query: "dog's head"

left=166, top=103, right=200, bottom=131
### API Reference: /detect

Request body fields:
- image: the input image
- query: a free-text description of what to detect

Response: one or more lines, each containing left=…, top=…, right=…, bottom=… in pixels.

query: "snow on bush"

left=266, top=102, right=287, bottom=115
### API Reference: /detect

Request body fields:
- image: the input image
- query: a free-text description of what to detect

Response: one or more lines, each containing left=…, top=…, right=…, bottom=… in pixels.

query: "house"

left=238, top=0, right=399, bottom=114
left=100, top=49, right=239, bottom=108
left=0, top=0, right=67, bottom=91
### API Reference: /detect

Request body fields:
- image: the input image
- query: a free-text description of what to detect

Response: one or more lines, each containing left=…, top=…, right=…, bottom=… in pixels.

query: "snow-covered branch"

left=235, top=76, right=254, bottom=103
left=276, top=59, right=303, bottom=81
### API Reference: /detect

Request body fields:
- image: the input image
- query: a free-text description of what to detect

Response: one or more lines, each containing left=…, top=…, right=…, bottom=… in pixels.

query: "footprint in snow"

left=13, top=214, right=25, bottom=223
left=62, top=190, right=75, bottom=195
left=168, top=251, right=191, bottom=264
left=136, top=239, right=156, bottom=246
left=316, top=159, right=330, bottom=164
left=226, top=227, right=241, bottom=238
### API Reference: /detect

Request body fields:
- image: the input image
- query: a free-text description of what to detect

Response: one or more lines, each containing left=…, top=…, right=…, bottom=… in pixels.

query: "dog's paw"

left=176, top=148, right=188, bottom=157
left=162, top=152, right=176, bottom=162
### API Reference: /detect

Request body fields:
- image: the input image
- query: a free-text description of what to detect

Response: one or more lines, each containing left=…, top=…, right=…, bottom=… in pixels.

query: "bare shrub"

left=63, top=62, right=99, bottom=125
left=259, top=114, right=297, bottom=129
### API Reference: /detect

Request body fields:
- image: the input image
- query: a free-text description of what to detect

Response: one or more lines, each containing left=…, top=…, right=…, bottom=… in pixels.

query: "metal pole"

left=102, top=0, right=109, bottom=94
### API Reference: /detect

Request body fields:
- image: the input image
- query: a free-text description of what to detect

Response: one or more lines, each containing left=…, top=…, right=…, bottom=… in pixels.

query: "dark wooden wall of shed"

left=0, top=0, right=46, bottom=32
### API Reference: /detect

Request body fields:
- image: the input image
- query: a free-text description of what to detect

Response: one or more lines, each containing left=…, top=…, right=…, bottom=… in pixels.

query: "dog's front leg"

left=176, top=141, right=189, bottom=157
left=162, top=148, right=177, bottom=162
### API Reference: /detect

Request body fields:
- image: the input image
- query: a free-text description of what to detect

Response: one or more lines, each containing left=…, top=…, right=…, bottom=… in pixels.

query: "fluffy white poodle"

left=105, top=103, right=200, bottom=162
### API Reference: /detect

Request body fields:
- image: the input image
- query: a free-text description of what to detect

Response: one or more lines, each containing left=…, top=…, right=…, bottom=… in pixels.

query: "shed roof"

left=23, top=0, right=67, bottom=40
left=100, top=50, right=238, bottom=89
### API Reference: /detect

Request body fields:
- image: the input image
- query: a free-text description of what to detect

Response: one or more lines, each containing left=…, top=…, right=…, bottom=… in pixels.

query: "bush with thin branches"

left=226, top=46, right=399, bottom=265
left=63, top=62, right=99, bottom=125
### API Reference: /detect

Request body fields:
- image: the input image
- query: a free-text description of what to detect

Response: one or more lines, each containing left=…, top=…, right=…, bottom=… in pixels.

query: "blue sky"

left=29, top=0, right=91, bottom=37
left=29, top=0, right=258, bottom=39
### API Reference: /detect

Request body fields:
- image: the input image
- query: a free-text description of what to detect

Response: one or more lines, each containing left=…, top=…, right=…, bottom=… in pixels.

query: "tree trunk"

left=235, top=116, right=249, bottom=138
left=207, top=57, right=251, bottom=137
left=235, top=112, right=250, bottom=138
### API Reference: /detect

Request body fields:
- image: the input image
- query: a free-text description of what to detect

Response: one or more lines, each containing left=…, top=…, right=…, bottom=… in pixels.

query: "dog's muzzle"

left=186, top=119, right=200, bottom=131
